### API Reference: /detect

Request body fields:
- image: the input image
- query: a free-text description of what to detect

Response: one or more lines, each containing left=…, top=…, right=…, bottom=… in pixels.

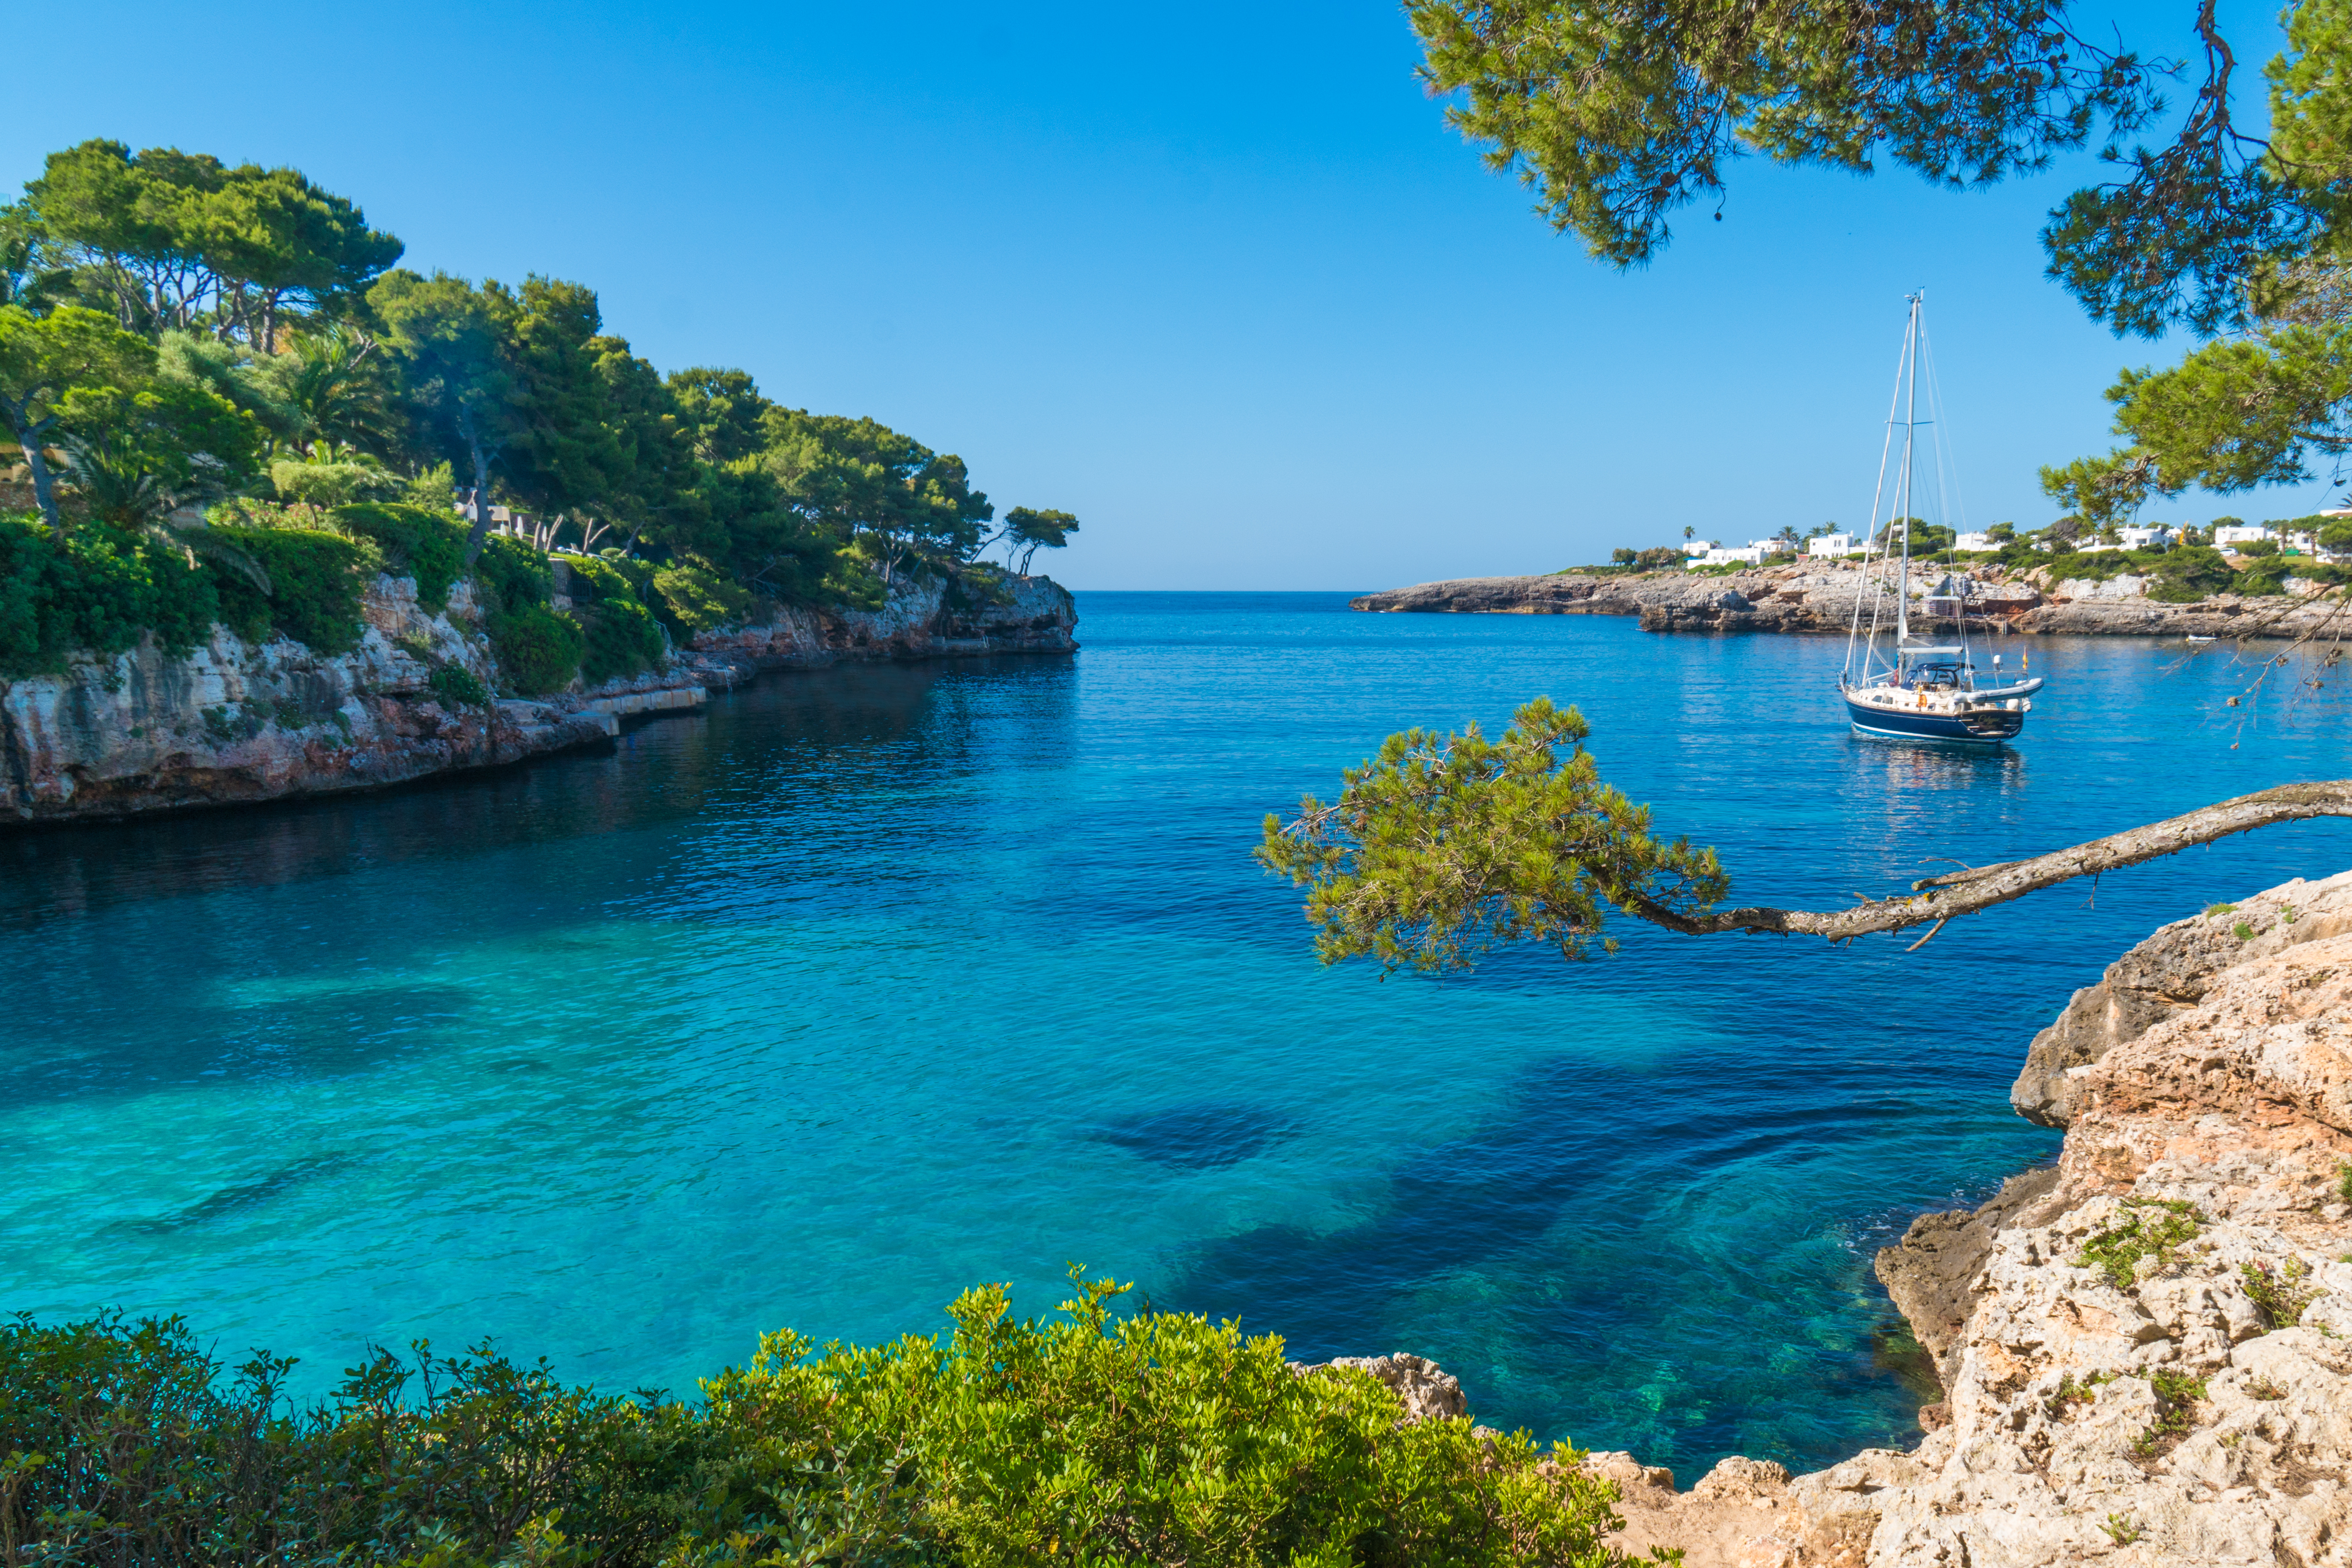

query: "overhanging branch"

left=1626, top=780, right=2352, bottom=940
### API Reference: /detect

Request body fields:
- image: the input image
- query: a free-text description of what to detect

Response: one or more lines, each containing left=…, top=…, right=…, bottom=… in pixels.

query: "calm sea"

left=6, top=592, right=2348, bottom=1478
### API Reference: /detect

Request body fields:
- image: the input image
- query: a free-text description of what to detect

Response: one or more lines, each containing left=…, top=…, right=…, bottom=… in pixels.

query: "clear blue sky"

left=18, top=3, right=2334, bottom=589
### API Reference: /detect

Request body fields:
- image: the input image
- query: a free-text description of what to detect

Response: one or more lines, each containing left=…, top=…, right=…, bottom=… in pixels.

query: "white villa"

left=2118, top=524, right=2174, bottom=550
left=1807, top=532, right=1858, bottom=557
left=2214, top=523, right=2272, bottom=547
left=1687, top=541, right=1768, bottom=567
left=1953, top=531, right=1995, bottom=552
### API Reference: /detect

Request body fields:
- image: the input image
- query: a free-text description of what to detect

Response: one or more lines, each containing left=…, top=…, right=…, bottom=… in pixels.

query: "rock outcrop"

left=0, top=570, right=1077, bottom=826
left=1289, top=1353, right=1468, bottom=1424
left=2011, top=871, right=2352, bottom=1128
left=1356, top=873, right=2352, bottom=1565
left=686, top=573, right=1076, bottom=674
left=1351, top=564, right=2338, bottom=641
left=1600, top=874, right=2352, bottom=1566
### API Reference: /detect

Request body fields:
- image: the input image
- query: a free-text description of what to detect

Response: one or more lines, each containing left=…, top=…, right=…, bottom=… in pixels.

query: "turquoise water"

left=7, top=592, right=2350, bottom=1479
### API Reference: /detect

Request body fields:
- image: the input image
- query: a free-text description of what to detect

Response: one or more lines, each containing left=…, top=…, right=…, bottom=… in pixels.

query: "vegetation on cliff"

left=0, top=140, right=1081, bottom=693
left=0, top=1274, right=1665, bottom=1568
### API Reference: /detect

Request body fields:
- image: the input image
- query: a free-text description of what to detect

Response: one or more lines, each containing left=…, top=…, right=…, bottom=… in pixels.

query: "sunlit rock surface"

left=0, top=571, right=1076, bottom=825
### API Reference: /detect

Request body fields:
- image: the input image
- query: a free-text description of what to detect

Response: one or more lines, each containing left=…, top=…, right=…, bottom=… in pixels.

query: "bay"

left=5, top=590, right=2346, bottom=1478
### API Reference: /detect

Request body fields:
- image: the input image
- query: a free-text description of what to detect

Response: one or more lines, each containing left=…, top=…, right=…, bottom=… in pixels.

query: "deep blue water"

left=6, top=592, right=2349, bottom=1479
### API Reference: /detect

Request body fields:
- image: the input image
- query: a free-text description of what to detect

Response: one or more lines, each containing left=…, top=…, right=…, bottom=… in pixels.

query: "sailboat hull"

left=1844, top=696, right=2024, bottom=744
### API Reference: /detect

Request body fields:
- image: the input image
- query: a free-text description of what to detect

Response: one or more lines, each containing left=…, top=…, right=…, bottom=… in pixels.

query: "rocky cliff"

left=1351, top=565, right=2341, bottom=640
left=0, top=570, right=1076, bottom=826
left=1366, top=874, right=2352, bottom=1566
left=1617, top=872, right=2352, bottom=1566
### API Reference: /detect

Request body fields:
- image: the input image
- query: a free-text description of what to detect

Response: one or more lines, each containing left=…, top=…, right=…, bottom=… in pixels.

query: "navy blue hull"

left=1844, top=698, right=2023, bottom=744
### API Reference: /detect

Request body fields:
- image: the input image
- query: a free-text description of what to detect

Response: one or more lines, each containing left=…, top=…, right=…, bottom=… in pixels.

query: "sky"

left=12, top=2, right=2338, bottom=590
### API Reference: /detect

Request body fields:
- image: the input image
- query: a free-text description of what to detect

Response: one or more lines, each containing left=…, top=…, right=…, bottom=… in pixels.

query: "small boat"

left=1840, top=294, right=2042, bottom=745
left=2186, top=634, right=2217, bottom=643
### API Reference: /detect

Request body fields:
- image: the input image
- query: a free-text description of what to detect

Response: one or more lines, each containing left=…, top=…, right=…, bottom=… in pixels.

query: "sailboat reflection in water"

left=1840, top=293, right=2044, bottom=744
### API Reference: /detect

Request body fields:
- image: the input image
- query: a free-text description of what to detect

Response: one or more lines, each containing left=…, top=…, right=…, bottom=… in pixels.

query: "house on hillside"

left=1807, top=532, right=1858, bottom=557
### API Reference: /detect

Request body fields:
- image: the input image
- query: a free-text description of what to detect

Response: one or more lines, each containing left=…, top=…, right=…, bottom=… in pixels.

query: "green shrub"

left=0, top=1280, right=1656, bottom=1568
left=429, top=665, right=492, bottom=708
left=2074, top=1198, right=2201, bottom=1289
left=577, top=603, right=665, bottom=685
left=473, top=534, right=553, bottom=618
left=0, top=514, right=226, bottom=675
left=489, top=603, right=584, bottom=695
left=653, top=558, right=753, bottom=634
left=2239, top=538, right=2281, bottom=558
left=2240, top=1257, right=2317, bottom=1329
left=2149, top=544, right=2234, bottom=603
left=206, top=526, right=369, bottom=654
left=331, top=502, right=470, bottom=612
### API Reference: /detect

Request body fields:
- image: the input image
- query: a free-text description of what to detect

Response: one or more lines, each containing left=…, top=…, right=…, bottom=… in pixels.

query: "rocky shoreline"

left=1352, top=564, right=2345, bottom=640
left=1368, top=872, right=2352, bottom=1566
left=0, top=572, right=1076, bottom=826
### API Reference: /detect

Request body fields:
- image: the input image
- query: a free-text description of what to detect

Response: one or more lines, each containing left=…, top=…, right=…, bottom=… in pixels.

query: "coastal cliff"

left=1352, top=565, right=2343, bottom=640
left=0, top=571, right=1076, bottom=825
left=1609, top=872, right=2352, bottom=1566
left=1359, top=874, right=2352, bottom=1565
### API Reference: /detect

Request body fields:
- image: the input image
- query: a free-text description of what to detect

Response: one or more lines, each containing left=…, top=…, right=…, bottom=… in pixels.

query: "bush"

left=2149, top=544, right=2234, bottom=603
left=473, top=534, right=552, bottom=618
left=207, top=526, right=369, bottom=654
left=0, top=1279, right=1653, bottom=1568
left=330, top=502, right=470, bottom=612
left=429, top=664, right=491, bottom=708
left=577, top=602, right=665, bottom=684
left=0, top=514, right=223, bottom=675
left=489, top=603, right=584, bottom=695
left=653, top=558, right=753, bottom=634
left=2239, top=537, right=2281, bottom=558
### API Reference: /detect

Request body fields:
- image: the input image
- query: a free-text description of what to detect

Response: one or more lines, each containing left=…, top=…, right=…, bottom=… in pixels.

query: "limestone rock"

left=1288, top=1352, right=1467, bottom=1424
left=2010, top=869, right=2352, bottom=1126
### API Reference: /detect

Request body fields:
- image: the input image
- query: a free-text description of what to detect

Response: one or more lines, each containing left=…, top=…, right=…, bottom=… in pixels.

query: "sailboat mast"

left=1896, top=295, right=1917, bottom=644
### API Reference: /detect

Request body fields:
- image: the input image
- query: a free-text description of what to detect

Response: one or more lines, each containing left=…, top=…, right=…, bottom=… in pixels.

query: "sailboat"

left=1840, top=294, right=2043, bottom=744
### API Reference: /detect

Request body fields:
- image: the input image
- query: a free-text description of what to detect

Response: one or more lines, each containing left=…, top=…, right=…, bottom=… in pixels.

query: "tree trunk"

left=3, top=402, right=65, bottom=540
left=1624, top=781, right=2352, bottom=943
left=459, top=409, right=494, bottom=569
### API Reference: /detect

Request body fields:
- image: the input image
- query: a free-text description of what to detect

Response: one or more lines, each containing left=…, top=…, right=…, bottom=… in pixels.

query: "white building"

left=2117, top=524, right=2174, bottom=550
left=2214, top=523, right=2271, bottom=548
left=1953, top=531, right=1995, bottom=552
left=1806, top=533, right=1858, bottom=558
left=1687, top=545, right=1765, bottom=567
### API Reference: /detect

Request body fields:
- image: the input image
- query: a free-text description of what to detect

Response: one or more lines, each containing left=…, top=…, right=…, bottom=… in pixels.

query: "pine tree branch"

left=1624, top=781, right=2352, bottom=940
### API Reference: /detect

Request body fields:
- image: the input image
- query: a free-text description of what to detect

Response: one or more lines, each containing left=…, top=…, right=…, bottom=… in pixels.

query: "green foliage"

left=2148, top=543, right=2236, bottom=602
left=1258, top=699, right=1728, bottom=973
left=0, top=1281, right=1660, bottom=1568
left=998, top=505, right=1079, bottom=574
left=429, top=665, right=490, bottom=708
left=0, top=512, right=222, bottom=673
left=206, top=525, right=366, bottom=653
left=575, top=604, right=664, bottom=685
left=2102, top=1513, right=2145, bottom=1546
left=2131, top=1366, right=2207, bottom=1457
left=2235, top=922, right=2258, bottom=940
left=2240, top=1256, right=2318, bottom=1328
left=2073, top=1198, right=2201, bottom=1289
left=2240, top=536, right=2282, bottom=558
left=330, top=502, right=469, bottom=611
left=2338, top=1160, right=2352, bottom=1204
left=652, top=558, right=751, bottom=633
left=488, top=604, right=583, bottom=696
left=2205, top=902, right=2240, bottom=916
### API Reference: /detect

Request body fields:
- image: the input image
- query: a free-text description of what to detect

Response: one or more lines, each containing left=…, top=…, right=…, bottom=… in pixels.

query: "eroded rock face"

left=2011, top=870, right=2352, bottom=1127
left=1288, top=1353, right=1468, bottom=1424
left=0, top=575, right=612, bottom=825
left=688, top=573, right=1077, bottom=670
left=0, top=570, right=1079, bottom=826
left=1362, top=877, right=2352, bottom=1566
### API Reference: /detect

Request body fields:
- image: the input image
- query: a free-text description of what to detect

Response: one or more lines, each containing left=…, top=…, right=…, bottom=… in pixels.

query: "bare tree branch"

left=1625, top=780, right=2352, bottom=941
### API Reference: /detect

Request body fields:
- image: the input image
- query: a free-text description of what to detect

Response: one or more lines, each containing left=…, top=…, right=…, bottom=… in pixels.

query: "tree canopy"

left=0, top=134, right=1080, bottom=643
left=1408, top=1, right=2339, bottom=341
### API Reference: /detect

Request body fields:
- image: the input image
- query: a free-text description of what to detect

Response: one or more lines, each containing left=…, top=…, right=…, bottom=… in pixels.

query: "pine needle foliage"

left=1256, top=699, right=1727, bottom=973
